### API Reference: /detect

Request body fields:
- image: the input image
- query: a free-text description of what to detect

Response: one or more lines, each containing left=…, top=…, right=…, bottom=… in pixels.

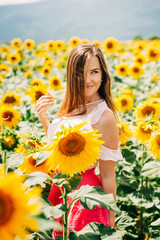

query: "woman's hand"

left=36, top=92, right=54, bottom=117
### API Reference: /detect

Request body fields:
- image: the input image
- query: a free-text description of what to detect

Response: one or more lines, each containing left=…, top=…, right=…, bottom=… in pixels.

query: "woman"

left=36, top=44, right=123, bottom=236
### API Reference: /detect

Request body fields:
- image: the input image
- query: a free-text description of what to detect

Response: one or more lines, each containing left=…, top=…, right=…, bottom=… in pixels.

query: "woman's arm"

left=36, top=92, right=54, bottom=135
left=95, top=109, right=119, bottom=227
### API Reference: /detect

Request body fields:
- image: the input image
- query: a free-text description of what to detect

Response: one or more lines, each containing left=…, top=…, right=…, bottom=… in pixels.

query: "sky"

left=0, top=0, right=160, bottom=42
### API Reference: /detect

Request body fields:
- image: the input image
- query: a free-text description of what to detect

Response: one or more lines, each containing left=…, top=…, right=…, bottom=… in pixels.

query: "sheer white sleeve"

left=99, top=145, right=123, bottom=162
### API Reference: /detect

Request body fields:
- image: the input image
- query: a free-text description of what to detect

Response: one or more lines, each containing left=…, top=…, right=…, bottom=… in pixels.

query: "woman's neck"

left=85, top=94, right=102, bottom=104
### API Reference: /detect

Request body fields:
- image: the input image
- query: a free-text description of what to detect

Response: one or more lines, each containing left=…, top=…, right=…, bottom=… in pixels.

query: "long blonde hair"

left=56, top=44, right=116, bottom=117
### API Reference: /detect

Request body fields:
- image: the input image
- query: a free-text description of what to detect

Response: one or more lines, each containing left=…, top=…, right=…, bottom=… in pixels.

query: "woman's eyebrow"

left=90, top=68, right=100, bottom=71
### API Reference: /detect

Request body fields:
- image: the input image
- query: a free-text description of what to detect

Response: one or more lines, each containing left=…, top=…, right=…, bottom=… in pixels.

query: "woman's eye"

left=92, top=70, right=98, bottom=74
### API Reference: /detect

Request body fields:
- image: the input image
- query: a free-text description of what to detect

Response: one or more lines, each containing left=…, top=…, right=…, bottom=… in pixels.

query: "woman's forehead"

left=85, top=55, right=100, bottom=70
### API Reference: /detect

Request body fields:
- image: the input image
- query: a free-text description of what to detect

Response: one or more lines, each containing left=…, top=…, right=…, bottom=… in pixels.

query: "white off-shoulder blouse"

left=47, top=99, right=123, bottom=162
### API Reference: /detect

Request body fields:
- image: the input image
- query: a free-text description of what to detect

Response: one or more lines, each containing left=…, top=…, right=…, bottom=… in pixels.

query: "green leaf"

left=36, top=150, right=53, bottom=166
left=151, top=218, right=160, bottom=226
left=142, top=161, right=160, bottom=178
left=42, top=204, right=65, bottom=218
left=122, top=149, right=136, bottom=164
left=68, top=185, right=120, bottom=213
left=37, top=217, right=62, bottom=231
left=6, top=152, right=23, bottom=169
left=25, top=172, right=52, bottom=187
left=115, top=211, right=135, bottom=230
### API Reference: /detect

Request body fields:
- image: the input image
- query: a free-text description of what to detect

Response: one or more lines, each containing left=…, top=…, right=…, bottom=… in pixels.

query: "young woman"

left=36, top=44, right=123, bottom=237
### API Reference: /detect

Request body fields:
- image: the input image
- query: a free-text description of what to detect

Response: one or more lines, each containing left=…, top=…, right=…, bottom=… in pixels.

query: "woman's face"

left=84, top=55, right=102, bottom=101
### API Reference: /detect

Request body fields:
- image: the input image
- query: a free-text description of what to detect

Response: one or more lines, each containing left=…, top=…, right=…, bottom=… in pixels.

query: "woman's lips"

left=86, top=85, right=93, bottom=89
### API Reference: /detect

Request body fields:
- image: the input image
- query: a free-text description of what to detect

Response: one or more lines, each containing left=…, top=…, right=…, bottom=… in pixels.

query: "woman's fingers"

left=36, top=94, right=54, bottom=114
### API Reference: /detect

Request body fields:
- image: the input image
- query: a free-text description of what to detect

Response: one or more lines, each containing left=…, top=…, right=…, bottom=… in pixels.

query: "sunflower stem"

left=63, top=187, right=68, bottom=240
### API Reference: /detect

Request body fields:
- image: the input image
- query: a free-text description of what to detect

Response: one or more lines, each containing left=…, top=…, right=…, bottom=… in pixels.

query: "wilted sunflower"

left=42, top=121, right=104, bottom=176
left=0, top=129, right=20, bottom=151
left=134, top=101, right=160, bottom=121
left=115, top=63, right=129, bottom=77
left=117, top=122, right=133, bottom=145
left=47, top=40, right=55, bottom=51
left=10, top=38, right=22, bottom=48
left=103, top=38, right=118, bottom=54
left=119, top=88, right=136, bottom=99
left=114, top=95, right=134, bottom=112
left=23, top=39, right=35, bottom=50
left=135, top=120, right=159, bottom=144
left=27, top=85, right=47, bottom=104
left=129, top=63, right=144, bottom=79
left=147, top=130, right=160, bottom=160
left=147, top=47, right=160, bottom=62
left=7, top=53, right=21, bottom=64
left=152, top=73, right=160, bottom=82
left=15, top=137, right=45, bottom=155
left=18, top=152, right=55, bottom=178
left=49, top=75, right=62, bottom=90
left=0, top=172, right=41, bottom=240
left=0, top=106, right=22, bottom=128
left=41, top=65, right=51, bottom=77
left=0, top=64, right=10, bottom=76
left=0, top=91, right=21, bottom=106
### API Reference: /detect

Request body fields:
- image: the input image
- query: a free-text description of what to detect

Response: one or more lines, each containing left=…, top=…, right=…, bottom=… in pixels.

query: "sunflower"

left=80, top=39, right=90, bottom=44
left=23, top=39, right=35, bottom=50
left=0, top=64, right=10, bottom=76
left=0, top=74, right=4, bottom=85
left=129, top=63, right=144, bottom=79
left=42, top=121, right=104, bottom=176
left=115, top=63, right=129, bottom=77
left=47, top=40, right=55, bottom=51
left=28, top=59, right=40, bottom=68
left=117, top=122, right=133, bottom=145
left=103, top=38, right=118, bottom=54
left=92, top=40, right=101, bottom=48
left=18, top=151, right=54, bottom=177
left=114, top=95, right=134, bottom=113
left=119, top=88, right=136, bottom=99
left=15, top=137, right=45, bottom=155
left=152, top=73, right=160, bottom=82
left=147, top=47, right=160, bottom=62
left=0, top=172, right=41, bottom=240
left=0, top=91, right=21, bottom=106
left=134, top=54, right=146, bottom=65
left=134, top=101, right=160, bottom=121
left=10, top=38, right=22, bottom=48
left=134, top=40, right=146, bottom=52
left=135, top=120, right=159, bottom=144
left=24, top=71, right=32, bottom=79
left=27, top=84, right=47, bottom=104
left=147, top=131, right=160, bottom=160
left=30, top=78, right=47, bottom=89
left=0, top=129, right=20, bottom=151
left=148, top=92, right=160, bottom=99
left=55, top=40, right=65, bottom=51
left=69, top=37, right=81, bottom=48
left=0, top=106, right=22, bottom=128
left=7, top=53, right=21, bottom=64
left=49, top=75, right=62, bottom=90
left=41, top=65, right=51, bottom=77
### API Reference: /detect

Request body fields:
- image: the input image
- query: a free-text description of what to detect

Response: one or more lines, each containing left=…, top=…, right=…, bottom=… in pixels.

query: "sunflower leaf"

left=25, top=171, right=52, bottom=187
left=6, top=152, right=23, bottom=169
left=42, top=204, right=65, bottom=218
left=68, top=185, right=120, bottom=212
left=142, top=161, right=160, bottom=178
left=36, top=150, right=53, bottom=166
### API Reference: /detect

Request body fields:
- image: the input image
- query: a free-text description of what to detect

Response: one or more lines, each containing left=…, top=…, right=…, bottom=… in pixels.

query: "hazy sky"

left=0, top=0, right=160, bottom=42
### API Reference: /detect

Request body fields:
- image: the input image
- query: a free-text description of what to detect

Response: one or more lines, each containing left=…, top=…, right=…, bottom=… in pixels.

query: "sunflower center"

left=107, top=42, right=113, bottom=49
left=35, top=91, right=44, bottom=101
left=53, top=79, right=59, bottom=86
left=11, top=57, right=16, bottom=61
left=59, top=132, right=85, bottom=156
left=120, top=67, right=125, bottom=72
left=4, top=96, right=16, bottom=103
left=137, top=58, right=142, bottom=63
left=121, top=99, right=128, bottom=106
left=28, top=155, right=45, bottom=167
left=141, top=106, right=155, bottom=116
left=27, top=43, right=31, bottom=47
left=0, top=191, right=14, bottom=226
left=150, top=50, right=157, bottom=57
left=156, top=134, right=160, bottom=146
left=133, top=67, right=139, bottom=73
left=2, top=111, right=13, bottom=121
left=140, top=125, right=152, bottom=134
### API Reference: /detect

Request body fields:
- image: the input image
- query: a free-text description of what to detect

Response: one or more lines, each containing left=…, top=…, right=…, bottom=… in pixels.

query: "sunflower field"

left=0, top=37, right=160, bottom=240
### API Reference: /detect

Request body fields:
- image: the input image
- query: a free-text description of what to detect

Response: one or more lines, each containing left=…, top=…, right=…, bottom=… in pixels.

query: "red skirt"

left=48, top=168, right=109, bottom=238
